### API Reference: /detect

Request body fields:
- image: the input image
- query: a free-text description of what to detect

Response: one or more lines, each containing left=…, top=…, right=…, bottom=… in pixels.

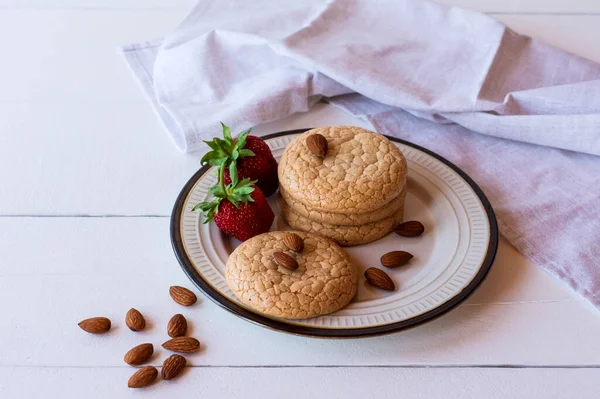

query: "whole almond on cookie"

left=162, top=337, right=200, bottom=353
left=394, top=221, right=425, bottom=237
left=306, top=134, right=328, bottom=157
left=125, top=308, right=146, bottom=331
left=78, top=317, right=111, bottom=334
left=162, top=354, right=187, bottom=380
left=169, top=286, right=197, bottom=306
left=365, top=268, right=395, bottom=291
left=167, top=314, right=188, bottom=338
left=273, top=251, right=299, bottom=271
left=124, top=343, right=154, bottom=366
left=128, top=366, right=158, bottom=388
left=283, top=232, right=304, bottom=252
left=381, top=251, right=414, bottom=268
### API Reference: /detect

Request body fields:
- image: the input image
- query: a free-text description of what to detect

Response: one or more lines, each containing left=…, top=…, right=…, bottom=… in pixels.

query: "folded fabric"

left=122, top=0, right=600, bottom=309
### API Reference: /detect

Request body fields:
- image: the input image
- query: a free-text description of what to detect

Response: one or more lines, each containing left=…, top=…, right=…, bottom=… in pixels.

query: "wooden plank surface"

left=1, top=218, right=597, bottom=368
left=1, top=11, right=600, bottom=215
left=2, top=367, right=600, bottom=398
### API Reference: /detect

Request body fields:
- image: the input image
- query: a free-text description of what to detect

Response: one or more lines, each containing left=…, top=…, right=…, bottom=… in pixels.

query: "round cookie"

left=278, top=126, right=407, bottom=214
left=279, top=189, right=406, bottom=246
left=279, top=185, right=406, bottom=226
left=226, top=231, right=358, bottom=319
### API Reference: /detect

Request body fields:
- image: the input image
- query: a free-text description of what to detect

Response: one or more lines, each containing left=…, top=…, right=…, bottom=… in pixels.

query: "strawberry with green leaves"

left=193, top=163, right=274, bottom=242
left=201, top=123, right=279, bottom=197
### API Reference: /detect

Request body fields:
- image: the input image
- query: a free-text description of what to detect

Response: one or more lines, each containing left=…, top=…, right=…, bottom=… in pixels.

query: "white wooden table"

left=1, top=1, right=600, bottom=397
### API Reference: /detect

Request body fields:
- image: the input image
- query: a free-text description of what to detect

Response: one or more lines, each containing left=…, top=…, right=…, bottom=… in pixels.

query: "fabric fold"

left=122, top=0, right=600, bottom=309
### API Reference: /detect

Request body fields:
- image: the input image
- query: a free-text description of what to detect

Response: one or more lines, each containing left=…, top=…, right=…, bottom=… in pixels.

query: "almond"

left=78, top=317, right=111, bottom=334
left=128, top=366, right=158, bottom=388
left=306, top=134, right=328, bottom=157
left=162, top=337, right=201, bottom=353
left=167, top=314, right=188, bottom=338
left=380, top=251, right=414, bottom=268
left=283, top=232, right=304, bottom=252
left=365, top=268, right=395, bottom=291
left=125, top=308, right=146, bottom=332
left=169, top=286, right=197, bottom=306
left=124, top=343, right=154, bottom=366
left=162, top=354, right=187, bottom=380
left=394, top=221, right=425, bottom=237
left=273, top=251, right=299, bottom=271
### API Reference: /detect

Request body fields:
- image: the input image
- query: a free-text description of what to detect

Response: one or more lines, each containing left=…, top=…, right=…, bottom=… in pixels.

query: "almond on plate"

left=380, top=251, right=414, bottom=268
left=365, top=268, right=395, bottom=291
left=394, top=221, right=425, bottom=237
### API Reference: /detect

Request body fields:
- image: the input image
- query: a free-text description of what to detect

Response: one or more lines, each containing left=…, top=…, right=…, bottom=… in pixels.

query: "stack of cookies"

left=277, top=126, right=408, bottom=246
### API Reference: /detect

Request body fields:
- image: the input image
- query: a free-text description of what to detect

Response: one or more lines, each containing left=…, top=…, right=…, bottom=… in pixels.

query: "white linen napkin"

left=122, top=0, right=600, bottom=309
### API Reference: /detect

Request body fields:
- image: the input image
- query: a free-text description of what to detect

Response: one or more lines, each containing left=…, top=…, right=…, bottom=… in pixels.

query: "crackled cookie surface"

left=278, top=126, right=407, bottom=213
left=279, top=190, right=406, bottom=246
left=279, top=185, right=406, bottom=226
left=226, top=231, right=358, bottom=319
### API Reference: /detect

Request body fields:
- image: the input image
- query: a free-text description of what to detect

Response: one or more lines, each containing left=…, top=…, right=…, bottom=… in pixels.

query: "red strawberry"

left=212, top=188, right=274, bottom=241
left=201, top=123, right=278, bottom=196
left=193, top=163, right=274, bottom=242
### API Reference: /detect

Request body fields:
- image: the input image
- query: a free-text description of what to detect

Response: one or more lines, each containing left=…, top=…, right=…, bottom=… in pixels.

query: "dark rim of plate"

left=170, top=129, right=499, bottom=338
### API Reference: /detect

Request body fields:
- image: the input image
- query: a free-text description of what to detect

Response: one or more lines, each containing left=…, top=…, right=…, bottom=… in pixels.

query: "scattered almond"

left=78, top=317, right=111, bottom=334
left=124, top=343, right=154, bottom=366
left=167, top=314, right=188, bottom=338
left=125, top=308, right=146, bottom=332
left=283, top=232, right=304, bottom=252
left=162, top=337, right=201, bottom=353
left=306, top=134, right=328, bottom=157
left=380, top=251, right=414, bottom=268
left=128, top=366, right=158, bottom=388
left=273, top=251, right=299, bottom=271
left=394, top=221, right=425, bottom=237
left=169, top=286, right=197, bottom=306
left=162, top=354, right=187, bottom=380
left=365, top=268, right=395, bottom=291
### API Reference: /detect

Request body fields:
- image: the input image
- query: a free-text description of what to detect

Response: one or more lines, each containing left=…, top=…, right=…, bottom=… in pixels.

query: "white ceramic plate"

left=171, top=129, right=498, bottom=337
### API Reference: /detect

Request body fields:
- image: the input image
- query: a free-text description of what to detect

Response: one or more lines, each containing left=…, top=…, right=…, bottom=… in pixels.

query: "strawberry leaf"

left=200, top=123, right=255, bottom=168
left=209, top=184, right=225, bottom=197
left=192, top=199, right=221, bottom=223
left=236, top=128, right=252, bottom=149
left=220, top=121, right=232, bottom=141
left=229, top=162, right=239, bottom=187
left=239, top=149, right=255, bottom=157
left=235, top=186, right=254, bottom=195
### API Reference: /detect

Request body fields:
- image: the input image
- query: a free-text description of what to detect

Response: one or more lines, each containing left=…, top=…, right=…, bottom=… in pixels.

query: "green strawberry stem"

left=218, top=159, right=226, bottom=196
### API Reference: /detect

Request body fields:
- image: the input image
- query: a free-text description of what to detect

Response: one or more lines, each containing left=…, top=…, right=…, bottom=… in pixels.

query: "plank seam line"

left=0, top=214, right=169, bottom=218
left=2, top=365, right=600, bottom=369
left=0, top=7, right=599, bottom=16
left=461, top=299, right=575, bottom=306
